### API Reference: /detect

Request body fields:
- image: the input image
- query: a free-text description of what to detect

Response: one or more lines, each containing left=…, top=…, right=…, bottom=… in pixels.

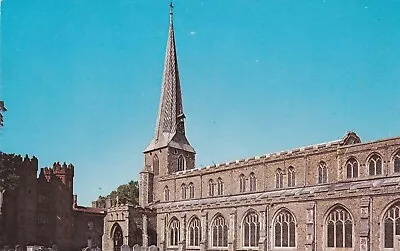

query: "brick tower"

left=140, top=2, right=196, bottom=207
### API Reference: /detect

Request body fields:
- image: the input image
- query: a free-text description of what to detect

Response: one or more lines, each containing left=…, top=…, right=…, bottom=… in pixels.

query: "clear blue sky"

left=1, top=0, right=399, bottom=206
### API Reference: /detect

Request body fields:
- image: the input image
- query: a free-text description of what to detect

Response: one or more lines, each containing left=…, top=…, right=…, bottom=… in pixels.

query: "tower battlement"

left=40, top=162, right=74, bottom=186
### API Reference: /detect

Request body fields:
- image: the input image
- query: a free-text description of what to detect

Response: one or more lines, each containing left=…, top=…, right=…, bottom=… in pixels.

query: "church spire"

left=144, top=2, right=195, bottom=153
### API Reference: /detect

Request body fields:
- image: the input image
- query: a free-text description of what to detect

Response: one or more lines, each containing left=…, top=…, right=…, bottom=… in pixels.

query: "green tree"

left=96, top=180, right=139, bottom=207
left=0, top=153, right=20, bottom=193
left=0, top=101, right=6, bottom=127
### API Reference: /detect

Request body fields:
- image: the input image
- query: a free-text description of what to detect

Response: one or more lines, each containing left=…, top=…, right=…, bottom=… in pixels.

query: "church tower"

left=140, top=2, right=196, bottom=207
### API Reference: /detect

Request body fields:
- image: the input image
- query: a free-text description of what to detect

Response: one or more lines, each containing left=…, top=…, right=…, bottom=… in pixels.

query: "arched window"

left=383, top=201, right=400, bottom=249
left=239, top=174, right=246, bottom=193
left=346, top=158, right=358, bottom=179
left=169, top=218, right=180, bottom=246
left=211, top=215, right=228, bottom=247
left=208, top=179, right=214, bottom=197
left=274, top=210, right=296, bottom=247
left=188, top=182, right=194, bottom=199
left=249, top=172, right=257, bottom=192
left=181, top=183, right=187, bottom=200
left=276, top=168, right=283, bottom=188
left=394, top=150, right=400, bottom=173
left=188, top=217, right=201, bottom=247
left=243, top=211, right=260, bottom=247
left=164, top=186, right=169, bottom=201
left=368, top=154, right=383, bottom=176
left=153, top=155, right=159, bottom=175
left=177, top=155, right=185, bottom=171
left=287, top=167, right=295, bottom=187
left=326, top=206, right=353, bottom=248
left=318, top=162, right=328, bottom=184
left=217, top=178, right=224, bottom=196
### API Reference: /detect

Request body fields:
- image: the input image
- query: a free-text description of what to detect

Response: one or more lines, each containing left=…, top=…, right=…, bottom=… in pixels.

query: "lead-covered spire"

left=144, top=2, right=195, bottom=153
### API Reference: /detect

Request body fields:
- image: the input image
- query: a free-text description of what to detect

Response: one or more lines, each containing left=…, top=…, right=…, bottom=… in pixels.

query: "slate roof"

left=144, top=3, right=195, bottom=153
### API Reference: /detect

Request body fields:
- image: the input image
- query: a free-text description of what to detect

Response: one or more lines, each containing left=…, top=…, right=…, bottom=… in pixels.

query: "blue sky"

left=1, top=0, right=399, bottom=206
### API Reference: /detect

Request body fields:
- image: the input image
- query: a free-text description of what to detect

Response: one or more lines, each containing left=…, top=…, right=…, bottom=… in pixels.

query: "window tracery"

left=188, top=182, right=194, bottom=199
left=318, top=161, right=328, bottom=184
left=368, top=154, right=383, bottom=176
left=239, top=174, right=246, bottom=193
left=394, top=150, right=400, bottom=173
left=177, top=155, right=185, bottom=171
left=249, top=172, right=257, bottom=192
left=274, top=210, right=296, bottom=248
left=287, top=167, right=295, bottom=187
left=208, top=179, right=215, bottom=197
left=188, top=217, right=201, bottom=247
left=276, top=168, right=283, bottom=188
left=169, top=218, right=180, bottom=246
left=217, top=178, right=224, bottom=196
left=383, top=202, right=400, bottom=249
left=326, top=206, right=353, bottom=248
left=211, top=215, right=228, bottom=247
left=346, top=158, right=358, bottom=179
left=243, top=211, right=260, bottom=247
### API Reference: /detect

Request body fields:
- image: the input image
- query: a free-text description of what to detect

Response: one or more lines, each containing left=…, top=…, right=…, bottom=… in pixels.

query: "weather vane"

left=169, top=1, right=173, bottom=16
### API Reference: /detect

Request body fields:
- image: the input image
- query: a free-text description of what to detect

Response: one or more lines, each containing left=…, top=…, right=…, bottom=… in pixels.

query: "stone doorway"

left=112, top=223, right=123, bottom=251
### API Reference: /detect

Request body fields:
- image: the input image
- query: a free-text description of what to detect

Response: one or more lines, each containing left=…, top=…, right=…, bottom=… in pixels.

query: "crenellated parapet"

left=40, top=161, right=74, bottom=186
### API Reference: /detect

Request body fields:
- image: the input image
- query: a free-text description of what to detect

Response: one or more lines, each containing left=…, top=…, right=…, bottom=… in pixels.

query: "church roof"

left=145, top=3, right=195, bottom=153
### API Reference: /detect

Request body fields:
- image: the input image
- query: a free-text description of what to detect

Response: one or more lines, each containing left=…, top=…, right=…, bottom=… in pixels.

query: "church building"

left=111, top=3, right=400, bottom=251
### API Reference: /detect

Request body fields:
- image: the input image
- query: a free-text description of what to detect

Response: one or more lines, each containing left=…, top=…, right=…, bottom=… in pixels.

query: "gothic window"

left=346, top=158, right=359, bottom=179
left=318, top=162, right=328, bottom=184
left=217, top=178, right=224, bottom=196
left=188, top=182, right=194, bottom=199
left=326, top=206, right=353, bottom=248
left=211, top=215, right=228, bottom=247
left=383, top=201, right=400, bottom=249
left=164, top=186, right=170, bottom=201
left=169, top=218, right=180, bottom=246
left=188, top=217, right=201, bottom=247
left=153, top=155, right=159, bottom=175
left=274, top=210, right=296, bottom=248
left=239, top=174, right=246, bottom=193
left=249, top=172, right=257, bottom=192
left=276, top=168, right=283, bottom=188
left=177, top=155, right=185, bottom=171
left=243, top=211, right=260, bottom=247
left=394, top=150, right=400, bottom=173
left=181, top=183, right=187, bottom=200
left=368, top=154, right=383, bottom=176
left=287, top=167, right=295, bottom=187
left=208, top=179, right=215, bottom=197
